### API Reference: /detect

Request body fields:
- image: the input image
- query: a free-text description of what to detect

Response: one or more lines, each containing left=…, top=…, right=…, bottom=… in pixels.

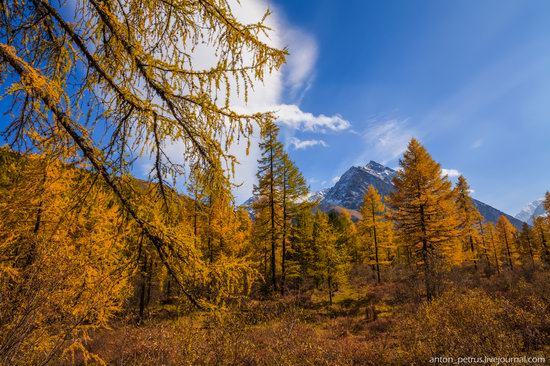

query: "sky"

left=2, top=1, right=550, bottom=216
left=237, top=0, right=550, bottom=215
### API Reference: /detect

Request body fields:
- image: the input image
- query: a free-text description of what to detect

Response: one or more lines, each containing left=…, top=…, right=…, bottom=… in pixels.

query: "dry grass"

left=63, top=266, right=550, bottom=365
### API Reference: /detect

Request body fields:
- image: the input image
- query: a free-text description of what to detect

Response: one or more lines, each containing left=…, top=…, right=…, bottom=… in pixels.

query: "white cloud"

left=141, top=0, right=343, bottom=202
left=441, top=168, right=461, bottom=178
left=331, top=176, right=340, bottom=184
left=283, top=28, right=318, bottom=101
left=288, top=137, right=327, bottom=150
left=273, top=104, right=350, bottom=132
left=359, top=119, right=415, bottom=164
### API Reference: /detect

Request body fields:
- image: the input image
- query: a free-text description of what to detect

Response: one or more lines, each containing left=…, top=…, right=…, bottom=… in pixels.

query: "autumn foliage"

left=1, top=0, right=549, bottom=365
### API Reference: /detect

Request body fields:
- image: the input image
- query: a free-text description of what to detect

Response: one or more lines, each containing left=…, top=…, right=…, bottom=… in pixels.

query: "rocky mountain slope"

left=318, top=161, right=525, bottom=228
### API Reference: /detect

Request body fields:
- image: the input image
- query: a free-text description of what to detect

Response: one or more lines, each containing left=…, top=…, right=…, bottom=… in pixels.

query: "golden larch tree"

left=0, top=0, right=286, bottom=308
left=360, top=185, right=393, bottom=283
left=495, top=215, right=518, bottom=270
left=454, top=175, right=483, bottom=270
left=387, top=138, right=459, bottom=301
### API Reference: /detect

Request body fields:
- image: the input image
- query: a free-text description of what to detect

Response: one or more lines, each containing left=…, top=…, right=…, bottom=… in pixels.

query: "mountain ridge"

left=241, top=160, right=526, bottom=229
left=318, top=161, right=525, bottom=228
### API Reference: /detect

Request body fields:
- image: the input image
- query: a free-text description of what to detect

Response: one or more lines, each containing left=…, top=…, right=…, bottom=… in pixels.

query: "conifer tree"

left=387, top=138, right=459, bottom=301
left=0, top=0, right=286, bottom=309
left=311, top=212, right=349, bottom=306
left=476, top=219, right=493, bottom=270
left=0, top=154, right=132, bottom=363
left=336, top=210, right=361, bottom=264
left=287, top=208, right=316, bottom=290
left=454, top=176, right=483, bottom=270
left=485, top=223, right=501, bottom=274
left=360, top=185, right=392, bottom=283
left=544, top=191, right=550, bottom=215
left=533, top=216, right=550, bottom=264
left=253, top=120, right=285, bottom=292
left=279, top=153, right=309, bottom=295
left=496, top=216, right=517, bottom=270
left=519, top=223, right=535, bottom=266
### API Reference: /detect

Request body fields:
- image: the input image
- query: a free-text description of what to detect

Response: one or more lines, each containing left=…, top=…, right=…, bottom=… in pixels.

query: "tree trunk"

left=138, top=253, right=148, bottom=323
left=478, top=220, right=491, bottom=270
left=328, top=276, right=333, bottom=305
left=503, top=231, right=514, bottom=270
left=269, top=142, right=277, bottom=292
left=469, top=235, right=477, bottom=270
left=420, top=205, right=433, bottom=301
left=372, top=205, right=381, bottom=284
left=539, top=227, right=550, bottom=259
left=373, top=227, right=381, bottom=284
left=489, top=229, right=500, bottom=274
left=281, top=172, right=287, bottom=296
left=526, top=231, right=535, bottom=266
left=145, top=258, right=154, bottom=309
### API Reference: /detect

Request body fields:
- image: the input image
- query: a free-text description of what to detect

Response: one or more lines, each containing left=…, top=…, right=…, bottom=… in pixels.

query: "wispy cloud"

left=274, top=104, right=350, bottom=132
left=471, top=138, right=484, bottom=149
left=283, top=28, right=318, bottom=101
left=358, top=119, right=415, bottom=164
left=441, top=168, right=461, bottom=178
left=288, top=137, right=327, bottom=150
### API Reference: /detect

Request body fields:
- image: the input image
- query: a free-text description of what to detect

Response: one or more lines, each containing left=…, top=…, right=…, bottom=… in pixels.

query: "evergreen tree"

left=387, top=138, right=459, bottom=301
left=287, top=208, right=316, bottom=290
left=253, top=120, right=285, bottom=292
left=279, top=153, right=309, bottom=295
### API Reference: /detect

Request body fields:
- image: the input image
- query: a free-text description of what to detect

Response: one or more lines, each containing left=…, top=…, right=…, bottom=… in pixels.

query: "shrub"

left=398, top=288, right=523, bottom=363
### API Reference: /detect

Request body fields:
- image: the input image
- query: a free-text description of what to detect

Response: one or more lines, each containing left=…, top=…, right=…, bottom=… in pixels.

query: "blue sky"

left=268, top=0, right=550, bottom=215
left=1, top=1, right=549, bottom=216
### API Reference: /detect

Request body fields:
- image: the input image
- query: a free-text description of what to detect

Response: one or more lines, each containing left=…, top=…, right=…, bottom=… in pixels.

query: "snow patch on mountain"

left=306, top=188, right=329, bottom=203
left=515, top=198, right=545, bottom=225
left=358, top=161, right=397, bottom=185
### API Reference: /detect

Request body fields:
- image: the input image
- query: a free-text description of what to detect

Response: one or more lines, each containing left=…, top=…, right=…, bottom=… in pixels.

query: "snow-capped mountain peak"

left=242, top=160, right=525, bottom=228
left=306, top=188, right=329, bottom=203
left=359, top=161, right=396, bottom=185
left=320, top=161, right=396, bottom=210
left=515, top=198, right=545, bottom=225
left=316, top=160, right=524, bottom=228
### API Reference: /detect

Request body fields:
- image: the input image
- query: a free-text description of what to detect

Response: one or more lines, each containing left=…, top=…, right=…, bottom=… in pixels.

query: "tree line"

left=251, top=130, right=550, bottom=302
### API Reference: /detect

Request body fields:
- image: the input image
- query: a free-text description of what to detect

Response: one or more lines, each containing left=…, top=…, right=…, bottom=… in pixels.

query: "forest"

left=0, top=1, right=549, bottom=365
